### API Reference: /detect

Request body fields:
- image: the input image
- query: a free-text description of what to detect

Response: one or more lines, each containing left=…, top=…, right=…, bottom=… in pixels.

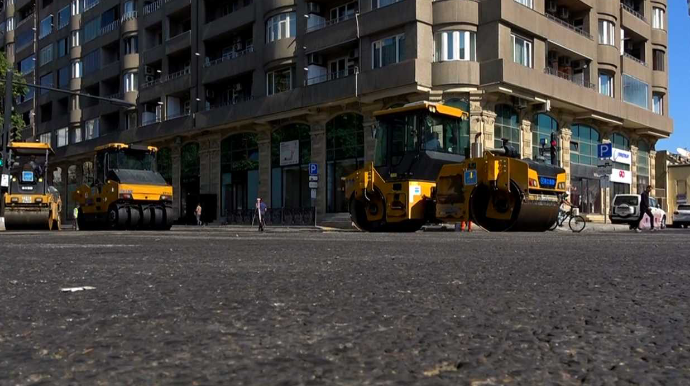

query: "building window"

left=372, top=0, right=401, bottom=9
left=124, top=72, right=138, bottom=92
left=58, top=6, right=70, bottom=29
left=266, top=12, right=296, bottom=43
left=126, top=112, right=137, bottom=130
left=6, top=17, right=14, bottom=32
left=18, top=55, right=36, bottom=75
left=511, top=34, right=532, bottom=68
left=39, top=132, right=51, bottom=145
left=652, top=7, right=665, bottom=30
left=653, top=49, right=665, bottom=71
left=85, top=118, right=100, bottom=140
left=434, top=31, right=476, bottom=62
left=372, top=34, right=405, bottom=69
left=40, top=73, right=54, bottom=95
left=598, top=20, right=615, bottom=45
left=72, top=30, right=81, bottom=47
left=623, top=74, right=649, bottom=109
left=599, top=71, right=614, bottom=97
left=514, top=0, right=533, bottom=9
left=39, top=15, right=53, bottom=39
left=83, top=50, right=100, bottom=75
left=57, top=38, right=68, bottom=58
left=652, top=93, right=664, bottom=115
left=532, top=114, right=559, bottom=163
left=16, top=30, right=34, bottom=50
left=494, top=104, right=521, bottom=151
left=72, top=0, right=82, bottom=15
left=58, top=66, right=70, bottom=88
left=123, top=1, right=136, bottom=17
left=72, top=127, right=83, bottom=144
left=71, top=61, right=83, bottom=78
left=267, top=67, right=293, bottom=95
left=39, top=44, right=54, bottom=66
left=570, top=124, right=601, bottom=166
left=124, top=36, right=138, bottom=54
left=57, top=128, right=69, bottom=148
left=84, top=17, right=101, bottom=43
left=330, top=1, right=358, bottom=21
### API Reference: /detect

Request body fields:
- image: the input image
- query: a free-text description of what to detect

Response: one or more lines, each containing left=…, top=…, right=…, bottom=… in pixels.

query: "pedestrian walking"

left=73, top=205, right=79, bottom=231
left=256, top=198, right=267, bottom=232
left=195, top=203, right=202, bottom=226
left=633, top=185, right=655, bottom=233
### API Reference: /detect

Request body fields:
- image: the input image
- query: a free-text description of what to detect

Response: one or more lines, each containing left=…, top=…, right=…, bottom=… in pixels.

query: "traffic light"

left=550, top=132, right=558, bottom=166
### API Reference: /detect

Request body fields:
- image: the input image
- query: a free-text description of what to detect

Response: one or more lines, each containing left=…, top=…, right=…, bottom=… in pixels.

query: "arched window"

left=570, top=124, right=601, bottom=166
left=611, top=133, right=630, bottom=150
left=326, top=113, right=364, bottom=213
left=83, top=161, right=94, bottom=186
left=221, top=133, right=259, bottom=213
left=637, top=140, right=650, bottom=193
left=271, top=124, right=311, bottom=209
left=532, top=113, right=558, bottom=162
left=494, top=104, right=520, bottom=151
left=157, top=147, right=173, bottom=185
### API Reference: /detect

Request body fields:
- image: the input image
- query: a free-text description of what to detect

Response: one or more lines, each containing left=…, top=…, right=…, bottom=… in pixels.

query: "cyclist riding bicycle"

left=559, top=193, right=574, bottom=210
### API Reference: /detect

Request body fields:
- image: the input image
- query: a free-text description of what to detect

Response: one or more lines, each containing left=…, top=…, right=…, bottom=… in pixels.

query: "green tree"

left=0, top=52, right=29, bottom=142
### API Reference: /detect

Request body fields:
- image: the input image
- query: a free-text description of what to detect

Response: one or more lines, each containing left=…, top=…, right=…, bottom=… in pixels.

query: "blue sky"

left=658, top=2, right=689, bottom=151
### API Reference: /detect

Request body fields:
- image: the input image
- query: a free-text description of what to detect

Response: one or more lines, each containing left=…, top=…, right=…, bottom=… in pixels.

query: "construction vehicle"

left=345, top=101, right=567, bottom=232
left=3, top=142, right=62, bottom=230
left=435, top=136, right=567, bottom=232
left=345, top=102, right=470, bottom=232
left=72, top=143, right=174, bottom=230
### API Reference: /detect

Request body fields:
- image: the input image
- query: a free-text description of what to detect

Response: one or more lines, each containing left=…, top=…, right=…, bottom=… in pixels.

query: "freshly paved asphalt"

left=1, top=228, right=689, bottom=385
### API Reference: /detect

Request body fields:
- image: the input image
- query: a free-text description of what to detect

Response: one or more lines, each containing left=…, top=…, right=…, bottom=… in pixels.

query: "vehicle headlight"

left=557, top=182, right=566, bottom=190
left=119, top=193, right=133, bottom=200
left=35, top=198, right=43, bottom=203
left=11, top=197, right=18, bottom=203
left=160, top=195, right=171, bottom=201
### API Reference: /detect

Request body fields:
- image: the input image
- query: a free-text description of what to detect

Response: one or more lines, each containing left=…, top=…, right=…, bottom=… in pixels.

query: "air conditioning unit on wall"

left=307, top=53, right=323, bottom=65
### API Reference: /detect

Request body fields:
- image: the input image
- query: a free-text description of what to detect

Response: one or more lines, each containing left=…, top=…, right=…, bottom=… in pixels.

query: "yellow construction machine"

left=3, top=142, right=62, bottom=230
left=345, top=101, right=568, bottom=232
left=345, top=102, right=470, bottom=232
left=72, top=143, right=174, bottom=230
left=436, top=138, right=567, bottom=231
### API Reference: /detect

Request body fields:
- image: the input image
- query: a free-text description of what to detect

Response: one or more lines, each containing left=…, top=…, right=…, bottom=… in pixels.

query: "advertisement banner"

left=280, top=140, right=300, bottom=166
left=610, top=149, right=632, bottom=165
left=610, top=168, right=632, bottom=184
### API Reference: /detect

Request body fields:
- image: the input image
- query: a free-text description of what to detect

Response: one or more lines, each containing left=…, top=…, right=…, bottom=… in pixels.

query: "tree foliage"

left=0, top=52, right=29, bottom=142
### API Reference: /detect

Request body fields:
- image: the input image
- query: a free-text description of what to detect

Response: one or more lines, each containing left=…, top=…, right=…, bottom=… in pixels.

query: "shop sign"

left=610, top=149, right=632, bottom=165
left=280, top=140, right=300, bottom=166
left=610, top=168, right=632, bottom=184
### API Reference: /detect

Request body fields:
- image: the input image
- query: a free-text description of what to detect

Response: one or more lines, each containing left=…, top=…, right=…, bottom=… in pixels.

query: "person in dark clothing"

left=634, top=185, right=655, bottom=232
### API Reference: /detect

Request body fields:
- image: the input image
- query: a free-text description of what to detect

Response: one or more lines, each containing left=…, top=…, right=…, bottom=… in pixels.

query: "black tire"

left=569, top=216, right=586, bottom=233
left=548, top=218, right=559, bottom=231
left=163, top=206, right=174, bottom=230
left=349, top=196, right=385, bottom=232
left=141, top=206, right=152, bottom=228
left=129, top=206, right=141, bottom=229
left=152, top=206, right=165, bottom=230
left=108, top=205, right=128, bottom=230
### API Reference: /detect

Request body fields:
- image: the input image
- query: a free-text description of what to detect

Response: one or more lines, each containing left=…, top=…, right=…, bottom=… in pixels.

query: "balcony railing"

left=143, top=0, right=163, bottom=15
left=84, top=0, right=101, bottom=12
left=141, top=115, right=162, bottom=126
left=165, top=111, right=191, bottom=121
left=121, top=11, right=138, bottom=22
left=306, top=13, right=357, bottom=33
left=621, top=3, right=646, bottom=22
left=100, top=20, right=120, bottom=35
left=207, top=95, right=253, bottom=111
left=545, top=13, right=592, bottom=40
left=205, top=46, right=254, bottom=67
left=141, top=67, right=190, bottom=89
left=305, top=67, right=358, bottom=86
left=623, top=52, right=647, bottom=66
left=16, top=14, right=34, bottom=29
left=544, top=67, right=596, bottom=90
left=106, top=92, right=123, bottom=100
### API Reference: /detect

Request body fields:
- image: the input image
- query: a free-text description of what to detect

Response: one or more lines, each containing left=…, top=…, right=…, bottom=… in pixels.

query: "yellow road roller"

left=345, top=102, right=470, bottom=232
left=435, top=139, right=567, bottom=231
left=3, top=142, right=62, bottom=230
left=72, top=143, right=174, bottom=230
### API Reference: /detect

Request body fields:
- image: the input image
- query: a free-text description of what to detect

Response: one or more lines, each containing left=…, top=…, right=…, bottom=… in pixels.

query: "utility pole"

left=0, top=70, right=13, bottom=227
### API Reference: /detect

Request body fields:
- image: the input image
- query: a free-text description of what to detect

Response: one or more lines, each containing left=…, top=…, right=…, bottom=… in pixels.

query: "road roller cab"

left=72, top=143, right=174, bottom=230
left=344, top=102, right=469, bottom=232
left=3, top=142, right=62, bottom=230
left=436, top=140, right=567, bottom=232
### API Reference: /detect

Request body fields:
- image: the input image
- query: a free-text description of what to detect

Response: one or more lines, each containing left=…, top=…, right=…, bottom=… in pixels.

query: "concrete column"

left=256, top=125, right=272, bottom=206
left=480, top=111, right=496, bottom=150
left=559, top=127, right=572, bottom=191
left=521, top=120, right=532, bottom=160
left=469, top=96, right=483, bottom=150
left=308, top=115, right=328, bottom=215
left=171, top=146, right=181, bottom=219
left=197, top=135, right=221, bottom=195
left=649, top=150, right=657, bottom=190
left=631, top=145, right=639, bottom=194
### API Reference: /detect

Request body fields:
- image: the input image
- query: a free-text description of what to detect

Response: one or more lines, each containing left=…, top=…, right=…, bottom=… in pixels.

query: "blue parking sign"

left=309, top=163, right=318, bottom=176
left=464, top=170, right=477, bottom=185
left=597, top=143, right=612, bottom=159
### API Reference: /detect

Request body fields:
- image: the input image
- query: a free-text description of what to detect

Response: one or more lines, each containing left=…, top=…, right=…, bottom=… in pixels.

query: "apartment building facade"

left=0, top=0, right=672, bottom=223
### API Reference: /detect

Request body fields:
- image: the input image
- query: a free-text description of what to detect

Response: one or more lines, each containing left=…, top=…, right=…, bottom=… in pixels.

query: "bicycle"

left=549, top=207, right=587, bottom=233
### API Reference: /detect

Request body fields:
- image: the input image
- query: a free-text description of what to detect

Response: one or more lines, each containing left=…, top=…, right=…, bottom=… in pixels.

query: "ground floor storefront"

left=47, top=91, right=660, bottom=224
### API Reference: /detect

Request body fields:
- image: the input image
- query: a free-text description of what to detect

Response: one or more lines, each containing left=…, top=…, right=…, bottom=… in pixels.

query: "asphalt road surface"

left=1, top=228, right=689, bottom=385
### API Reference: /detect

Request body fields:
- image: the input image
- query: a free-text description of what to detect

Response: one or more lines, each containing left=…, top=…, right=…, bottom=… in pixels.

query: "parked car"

left=672, top=204, right=690, bottom=228
left=610, top=194, right=667, bottom=229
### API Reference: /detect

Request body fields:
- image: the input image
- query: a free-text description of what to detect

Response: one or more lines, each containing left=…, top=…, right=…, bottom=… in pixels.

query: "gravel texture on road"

left=1, top=229, right=689, bottom=385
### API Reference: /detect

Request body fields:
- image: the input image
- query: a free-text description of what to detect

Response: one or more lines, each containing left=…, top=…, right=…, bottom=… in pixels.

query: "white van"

left=610, top=194, right=667, bottom=229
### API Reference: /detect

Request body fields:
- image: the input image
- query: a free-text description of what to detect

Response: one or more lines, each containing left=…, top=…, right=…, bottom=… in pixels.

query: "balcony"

left=306, top=13, right=356, bottom=34
left=203, top=46, right=256, bottom=84
left=202, top=5, right=255, bottom=41
left=100, top=20, right=121, bottom=36
left=166, top=30, right=191, bottom=55
left=544, top=13, right=592, bottom=40
left=304, top=16, right=357, bottom=55
left=623, top=52, right=647, bottom=67
left=621, top=2, right=645, bottom=22
left=84, top=0, right=101, bottom=12
left=543, top=67, right=595, bottom=89
left=139, top=68, right=192, bottom=101
left=305, top=67, right=358, bottom=86
left=143, top=0, right=163, bottom=15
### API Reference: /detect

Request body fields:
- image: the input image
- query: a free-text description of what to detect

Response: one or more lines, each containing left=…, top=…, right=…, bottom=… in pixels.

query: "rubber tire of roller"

left=153, top=207, right=164, bottom=229
left=129, top=206, right=142, bottom=229
left=163, top=207, right=174, bottom=230
left=140, top=206, right=152, bottom=228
